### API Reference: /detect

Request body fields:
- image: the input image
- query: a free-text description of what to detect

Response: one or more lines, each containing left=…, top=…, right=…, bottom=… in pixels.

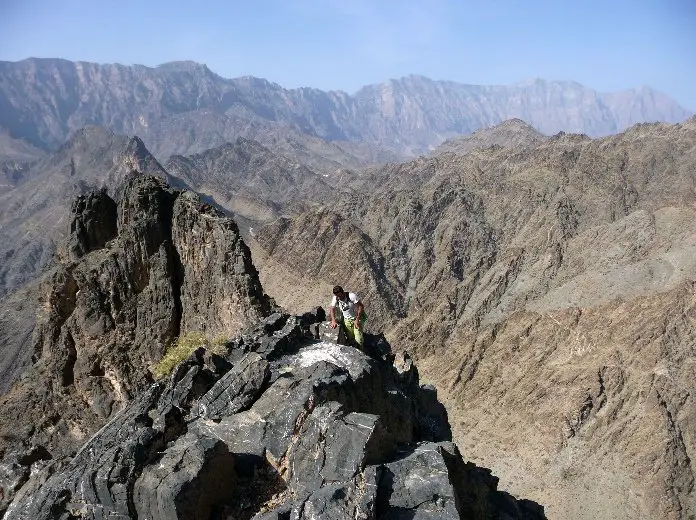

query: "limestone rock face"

left=4, top=312, right=544, bottom=520
left=0, top=59, right=691, bottom=157
left=0, top=175, right=270, bottom=493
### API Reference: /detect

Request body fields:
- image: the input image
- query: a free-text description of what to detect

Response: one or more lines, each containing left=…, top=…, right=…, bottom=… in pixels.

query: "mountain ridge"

left=164, top=136, right=338, bottom=222
left=0, top=58, right=690, bottom=158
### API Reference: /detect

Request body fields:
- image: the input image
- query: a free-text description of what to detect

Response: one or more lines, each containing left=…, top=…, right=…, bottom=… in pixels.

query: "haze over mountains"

left=0, top=58, right=691, bottom=160
left=0, top=54, right=695, bottom=520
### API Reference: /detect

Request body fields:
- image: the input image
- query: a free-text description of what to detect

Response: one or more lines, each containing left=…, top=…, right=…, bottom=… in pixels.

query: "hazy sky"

left=1, top=0, right=694, bottom=109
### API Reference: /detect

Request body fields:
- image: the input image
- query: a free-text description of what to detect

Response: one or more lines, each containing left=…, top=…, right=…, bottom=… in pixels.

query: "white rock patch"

left=295, top=342, right=365, bottom=378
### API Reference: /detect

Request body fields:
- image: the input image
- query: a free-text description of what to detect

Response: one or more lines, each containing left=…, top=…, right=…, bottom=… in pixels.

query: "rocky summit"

left=0, top=174, right=271, bottom=492
left=3, top=310, right=544, bottom=520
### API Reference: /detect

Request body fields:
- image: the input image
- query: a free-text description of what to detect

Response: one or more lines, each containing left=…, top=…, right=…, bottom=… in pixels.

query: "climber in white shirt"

left=329, top=285, right=366, bottom=349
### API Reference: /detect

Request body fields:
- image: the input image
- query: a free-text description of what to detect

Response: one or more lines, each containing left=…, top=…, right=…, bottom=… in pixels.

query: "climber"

left=329, top=285, right=366, bottom=349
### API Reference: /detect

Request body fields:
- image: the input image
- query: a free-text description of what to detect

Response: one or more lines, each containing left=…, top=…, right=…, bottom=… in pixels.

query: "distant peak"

left=156, top=60, right=210, bottom=72
left=499, top=118, right=534, bottom=128
left=480, top=118, right=542, bottom=136
left=125, top=135, right=152, bottom=156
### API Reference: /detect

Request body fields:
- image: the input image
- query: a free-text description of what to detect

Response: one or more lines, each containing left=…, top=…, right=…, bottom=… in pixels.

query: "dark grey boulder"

left=377, top=442, right=462, bottom=519
left=197, top=353, right=269, bottom=420
left=134, top=434, right=236, bottom=520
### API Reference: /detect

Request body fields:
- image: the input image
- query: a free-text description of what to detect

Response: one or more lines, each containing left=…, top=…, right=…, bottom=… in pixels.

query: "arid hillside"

left=252, top=117, right=696, bottom=519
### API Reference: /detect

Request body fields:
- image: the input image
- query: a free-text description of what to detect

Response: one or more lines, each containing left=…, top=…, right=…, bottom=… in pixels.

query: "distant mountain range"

left=0, top=58, right=691, bottom=159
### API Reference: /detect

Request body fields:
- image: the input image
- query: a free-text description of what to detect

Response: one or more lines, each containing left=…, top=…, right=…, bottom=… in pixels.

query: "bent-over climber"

left=329, top=285, right=366, bottom=349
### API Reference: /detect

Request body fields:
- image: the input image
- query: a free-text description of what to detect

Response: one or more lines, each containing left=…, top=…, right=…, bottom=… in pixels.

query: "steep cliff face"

left=0, top=59, right=690, bottom=158
left=4, top=312, right=545, bottom=520
left=253, top=118, right=696, bottom=519
left=0, top=175, right=271, bottom=488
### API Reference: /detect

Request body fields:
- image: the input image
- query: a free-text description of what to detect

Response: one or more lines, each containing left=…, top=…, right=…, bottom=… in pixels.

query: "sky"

left=1, top=0, right=695, bottom=109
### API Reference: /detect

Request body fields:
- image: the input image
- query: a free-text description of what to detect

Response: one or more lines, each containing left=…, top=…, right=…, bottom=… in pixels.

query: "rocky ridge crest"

left=4, top=310, right=544, bottom=519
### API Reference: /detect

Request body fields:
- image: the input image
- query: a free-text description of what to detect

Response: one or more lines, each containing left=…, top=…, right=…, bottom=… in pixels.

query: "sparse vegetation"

left=152, top=331, right=228, bottom=379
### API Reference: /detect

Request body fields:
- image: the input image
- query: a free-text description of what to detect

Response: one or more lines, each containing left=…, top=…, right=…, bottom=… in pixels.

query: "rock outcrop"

left=0, top=126, right=173, bottom=296
left=0, top=174, right=271, bottom=500
left=4, top=311, right=544, bottom=520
